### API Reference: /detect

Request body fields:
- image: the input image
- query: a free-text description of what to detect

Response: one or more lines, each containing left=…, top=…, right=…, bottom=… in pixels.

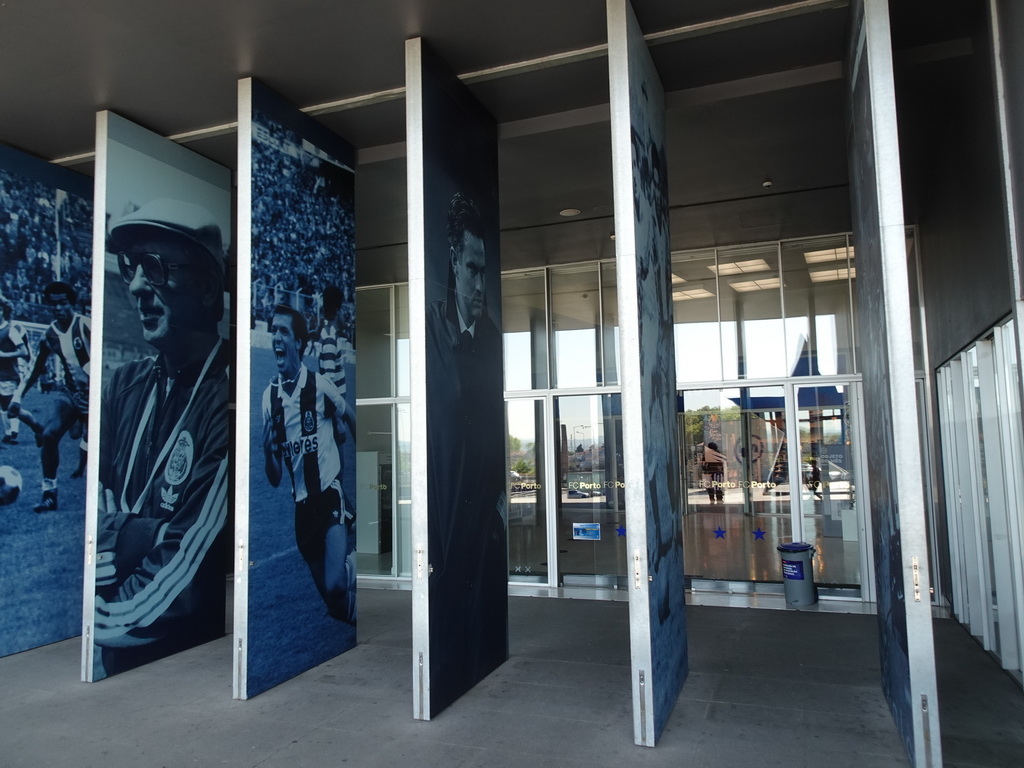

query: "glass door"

left=681, top=386, right=793, bottom=583
left=506, top=398, right=547, bottom=583
left=796, top=383, right=861, bottom=588
left=553, top=394, right=627, bottom=587
left=680, top=383, right=863, bottom=592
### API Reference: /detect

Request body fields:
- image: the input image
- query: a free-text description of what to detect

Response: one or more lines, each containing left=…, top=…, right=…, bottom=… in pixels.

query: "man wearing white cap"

left=91, top=198, right=229, bottom=677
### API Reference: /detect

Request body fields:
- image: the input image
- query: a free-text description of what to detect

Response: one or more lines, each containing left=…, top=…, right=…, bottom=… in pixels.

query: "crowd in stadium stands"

left=250, top=110, right=356, bottom=350
left=0, top=169, right=92, bottom=325
left=0, top=118, right=355, bottom=347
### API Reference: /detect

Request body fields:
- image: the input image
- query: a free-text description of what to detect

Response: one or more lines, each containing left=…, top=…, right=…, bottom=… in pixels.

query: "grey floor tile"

left=257, top=726, right=486, bottom=768
left=692, top=735, right=801, bottom=768
left=801, top=706, right=910, bottom=756
left=804, top=746, right=910, bottom=768
left=939, top=734, right=1024, bottom=768
left=2, top=589, right=1021, bottom=768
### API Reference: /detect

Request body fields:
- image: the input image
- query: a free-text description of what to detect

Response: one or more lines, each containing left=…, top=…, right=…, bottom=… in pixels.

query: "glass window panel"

left=507, top=399, right=547, bottom=581
left=502, top=271, right=549, bottom=391
left=905, top=229, right=924, bottom=374
left=680, top=386, right=793, bottom=582
left=355, top=404, right=395, bottom=576
left=396, top=283, right=410, bottom=397
left=554, top=394, right=627, bottom=586
left=781, top=235, right=855, bottom=376
left=355, top=287, right=393, bottom=398
left=716, top=244, right=786, bottom=379
left=395, top=402, right=412, bottom=577
left=798, top=384, right=861, bottom=588
left=672, top=249, right=721, bottom=383
left=601, top=262, right=619, bottom=386
left=550, top=265, right=601, bottom=388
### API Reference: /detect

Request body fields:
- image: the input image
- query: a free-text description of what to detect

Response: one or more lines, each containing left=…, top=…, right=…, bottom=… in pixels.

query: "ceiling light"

left=708, top=258, right=771, bottom=276
left=730, top=277, right=781, bottom=292
left=559, top=208, right=581, bottom=217
left=809, top=266, right=857, bottom=283
left=804, top=246, right=854, bottom=264
left=762, top=179, right=773, bottom=189
left=672, top=288, right=714, bottom=301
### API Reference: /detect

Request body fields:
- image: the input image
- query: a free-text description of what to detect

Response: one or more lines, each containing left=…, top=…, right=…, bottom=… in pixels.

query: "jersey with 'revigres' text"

left=263, top=363, right=347, bottom=504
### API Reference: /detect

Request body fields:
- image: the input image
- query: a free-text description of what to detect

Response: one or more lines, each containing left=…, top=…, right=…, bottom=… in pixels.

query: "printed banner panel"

left=608, top=0, right=688, bottom=746
left=848, top=30, right=912, bottom=755
left=87, top=112, right=231, bottom=681
left=847, top=1, right=941, bottom=764
left=238, top=79, right=357, bottom=698
left=0, top=144, right=92, bottom=657
left=411, top=40, right=508, bottom=717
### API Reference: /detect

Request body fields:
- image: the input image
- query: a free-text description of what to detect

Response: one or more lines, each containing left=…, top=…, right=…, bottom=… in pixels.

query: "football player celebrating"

left=262, top=304, right=356, bottom=622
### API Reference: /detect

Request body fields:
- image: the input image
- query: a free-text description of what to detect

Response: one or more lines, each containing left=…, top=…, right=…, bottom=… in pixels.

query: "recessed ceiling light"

left=809, top=266, right=857, bottom=283
left=804, top=246, right=855, bottom=264
left=672, top=288, right=714, bottom=301
left=708, top=258, right=771, bottom=276
left=559, top=208, right=581, bottom=217
left=730, top=277, right=781, bottom=292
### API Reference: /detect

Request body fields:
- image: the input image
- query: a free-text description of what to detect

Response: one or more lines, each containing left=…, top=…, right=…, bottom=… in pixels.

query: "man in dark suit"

left=424, top=193, right=507, bottom=708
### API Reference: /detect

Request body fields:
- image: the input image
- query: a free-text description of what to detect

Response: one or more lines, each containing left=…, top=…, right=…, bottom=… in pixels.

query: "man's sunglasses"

left=118, top=252, right=185, bottom=287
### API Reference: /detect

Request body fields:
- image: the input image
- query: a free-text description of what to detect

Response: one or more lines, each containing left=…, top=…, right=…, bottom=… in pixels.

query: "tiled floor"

left=1, top=587, right=1021, bottom=767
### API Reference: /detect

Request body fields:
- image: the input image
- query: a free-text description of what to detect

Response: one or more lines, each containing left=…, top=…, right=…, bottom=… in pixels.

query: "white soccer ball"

left=0, top=465, right=23, bottom=506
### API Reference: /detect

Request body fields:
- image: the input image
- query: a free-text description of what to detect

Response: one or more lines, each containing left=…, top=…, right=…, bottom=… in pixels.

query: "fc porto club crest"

left=303, top=410, right=314, bottom=434
left=165, top=431, right=195, bottom=486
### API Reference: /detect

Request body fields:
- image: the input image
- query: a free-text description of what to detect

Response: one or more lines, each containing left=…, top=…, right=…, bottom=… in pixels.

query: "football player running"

left=262, top=304, right=356, bottom=622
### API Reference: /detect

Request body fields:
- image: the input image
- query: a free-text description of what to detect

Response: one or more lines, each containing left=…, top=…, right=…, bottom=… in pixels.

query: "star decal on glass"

left=713, top=527, right=726, bottom=539
left=753, top=528, right=766, bottom=540
left=616, top=526, right=626, bottom=537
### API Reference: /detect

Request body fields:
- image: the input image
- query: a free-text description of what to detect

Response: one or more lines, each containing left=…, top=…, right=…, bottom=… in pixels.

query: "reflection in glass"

left=396, top=283, right=410, bottom=396
left=680, top=385, right=861, bottom=590
left=681, top=388, right=791, bottom=583
left=550, top=265, right=600, bottom=388
left=716, top=244, right=786, bottom=380
left=507, top=399, right=546, bottom=581
left=905, top=229, right=923, bottom=373
left=967, top=346, right=1001, bottom=655
left=781, top=236, right=855, bottom=376
left=554, top=394, right=626, bottom=586
left=502, top=271, right=548, bottom=390
left=355, top=287, right=392, bottom=398
left=601, top=263, right=619, bottom=386
left=797, top=384, right=860, bottom=587
left=672, top=249, right=720, bottom=383
left=395, top=402, right=412, bottom=577
left=355, top=404, right=395, bottom=576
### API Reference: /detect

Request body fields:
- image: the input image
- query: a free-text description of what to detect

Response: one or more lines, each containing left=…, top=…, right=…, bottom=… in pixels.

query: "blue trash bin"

left=777, top=541, right=817, bottom=606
